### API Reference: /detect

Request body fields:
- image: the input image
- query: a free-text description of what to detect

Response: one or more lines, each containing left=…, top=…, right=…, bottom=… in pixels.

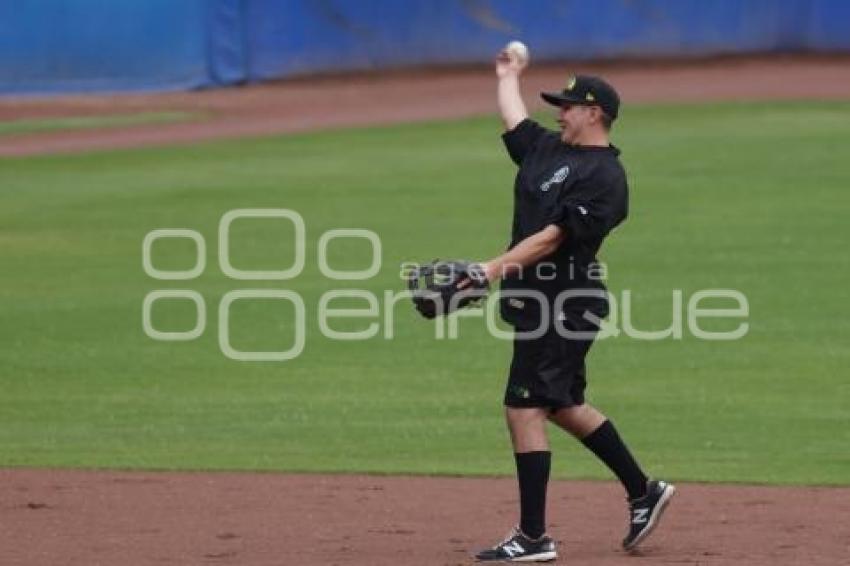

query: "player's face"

left=556, top=104, right=591, bottom=143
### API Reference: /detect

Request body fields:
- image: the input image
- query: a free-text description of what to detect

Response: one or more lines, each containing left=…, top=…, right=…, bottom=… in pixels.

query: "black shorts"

left=504, top=315, right=601, bottom=410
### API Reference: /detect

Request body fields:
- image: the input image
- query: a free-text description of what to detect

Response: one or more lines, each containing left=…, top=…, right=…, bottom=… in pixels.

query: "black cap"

left=541, top=75, right=620, bottom=120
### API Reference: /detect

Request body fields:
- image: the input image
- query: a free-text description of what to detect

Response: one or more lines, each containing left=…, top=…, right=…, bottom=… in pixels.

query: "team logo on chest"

left=540, top=165, right=570, bottom=192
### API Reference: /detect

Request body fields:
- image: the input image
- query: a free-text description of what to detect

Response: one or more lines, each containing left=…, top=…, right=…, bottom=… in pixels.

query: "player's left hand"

left=407, top=260, right=490, bottom=319
left=457, top=261, right=498, bottom=289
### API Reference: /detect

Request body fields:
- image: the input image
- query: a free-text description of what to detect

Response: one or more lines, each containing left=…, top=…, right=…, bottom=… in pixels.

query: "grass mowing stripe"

left=0, top=111, right=198, bottom=136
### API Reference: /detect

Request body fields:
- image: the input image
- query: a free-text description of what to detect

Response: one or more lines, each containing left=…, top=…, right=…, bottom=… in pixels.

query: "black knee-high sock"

left=515, top=451, right=551, bottom=540
left=581, top=420, right=648, bottom=500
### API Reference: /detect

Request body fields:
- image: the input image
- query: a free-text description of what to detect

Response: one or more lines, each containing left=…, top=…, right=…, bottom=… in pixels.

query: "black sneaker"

left=622, top=479, right=676, bottom=551
left=475, top=526, right=557, bottom=562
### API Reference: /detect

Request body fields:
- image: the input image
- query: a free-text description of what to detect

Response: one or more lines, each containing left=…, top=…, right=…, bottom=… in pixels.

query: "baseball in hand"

left=505, top=40, right=530, bottom=66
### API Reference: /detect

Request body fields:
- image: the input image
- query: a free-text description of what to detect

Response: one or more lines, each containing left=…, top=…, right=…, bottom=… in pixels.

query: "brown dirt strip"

left=1, top=54, right=849, bottom=156
left=2, top=469, right=848, bottom=566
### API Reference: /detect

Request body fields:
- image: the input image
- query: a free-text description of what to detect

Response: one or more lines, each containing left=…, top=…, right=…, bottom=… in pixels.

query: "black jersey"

left=499, top=119, right=628, bottom=329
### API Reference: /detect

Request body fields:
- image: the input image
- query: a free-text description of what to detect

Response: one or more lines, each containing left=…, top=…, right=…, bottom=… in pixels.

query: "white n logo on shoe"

left=503, top=541, right=525, bottom=557
left=632, top=508, right=649, bottom=524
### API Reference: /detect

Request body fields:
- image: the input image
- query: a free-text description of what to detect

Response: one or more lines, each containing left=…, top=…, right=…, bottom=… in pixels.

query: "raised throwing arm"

left=496, top=44, right=529, bottom=131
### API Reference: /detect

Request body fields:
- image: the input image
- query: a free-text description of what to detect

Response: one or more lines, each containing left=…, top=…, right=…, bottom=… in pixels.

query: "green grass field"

left=1, top=101, right=848, bottom=485
left=0, top=111, right=197, bottom=136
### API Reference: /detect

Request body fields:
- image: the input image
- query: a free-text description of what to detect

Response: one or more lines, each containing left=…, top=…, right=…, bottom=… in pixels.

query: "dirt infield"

left=2, top=469, right=848, bottom=566
left=1, top=54, right=850, bottom=156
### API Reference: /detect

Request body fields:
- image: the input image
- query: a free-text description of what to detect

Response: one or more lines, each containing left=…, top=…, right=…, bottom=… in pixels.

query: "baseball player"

left=470, top=47, right=676, bottom=562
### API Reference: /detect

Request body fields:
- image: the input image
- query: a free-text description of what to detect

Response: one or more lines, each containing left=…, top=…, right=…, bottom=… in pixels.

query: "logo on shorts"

left=540, top=165, right=570, bottom=192
left=511, top=384, right=531, bottom=399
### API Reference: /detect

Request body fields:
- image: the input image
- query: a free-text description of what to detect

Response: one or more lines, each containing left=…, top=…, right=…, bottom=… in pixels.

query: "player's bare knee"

left=506, top=407, right=549, bottom=451
left=550, top=404, right=604, bottom=437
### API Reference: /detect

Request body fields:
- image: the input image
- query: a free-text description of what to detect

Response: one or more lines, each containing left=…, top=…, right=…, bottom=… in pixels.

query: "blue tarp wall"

left=1, top=0, right=848, bottom=95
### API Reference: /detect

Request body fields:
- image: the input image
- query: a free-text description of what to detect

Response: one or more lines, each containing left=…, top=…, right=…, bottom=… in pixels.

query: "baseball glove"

left=407, top=259, right=489, bottom=319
